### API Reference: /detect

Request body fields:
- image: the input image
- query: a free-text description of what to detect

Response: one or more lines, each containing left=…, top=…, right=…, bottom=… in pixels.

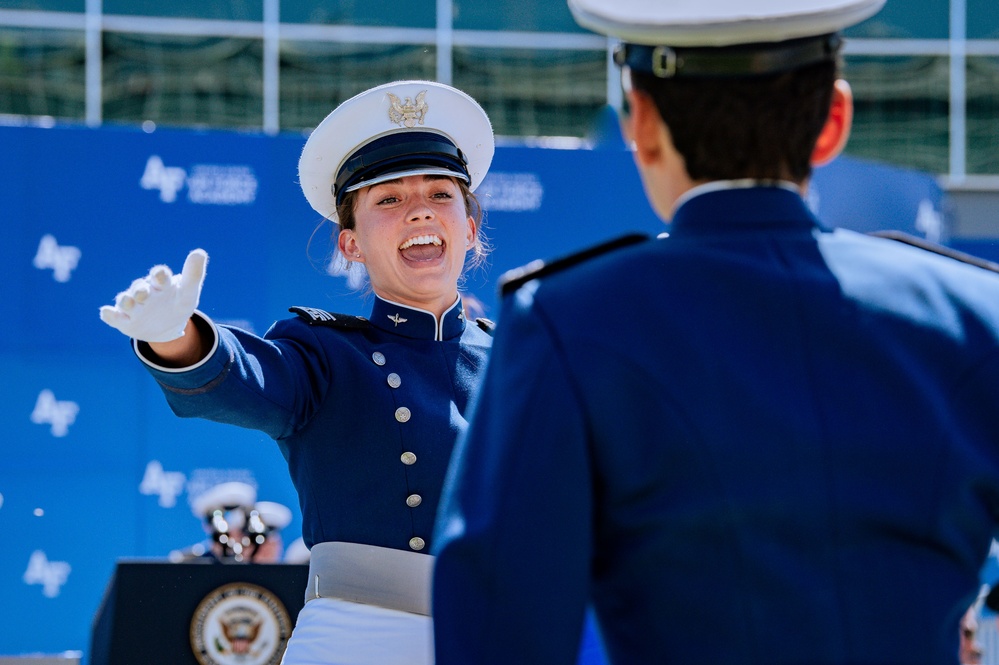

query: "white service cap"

left=298, top=80, right=494, bottom=223
left=568, top=0, right=886, bottom=47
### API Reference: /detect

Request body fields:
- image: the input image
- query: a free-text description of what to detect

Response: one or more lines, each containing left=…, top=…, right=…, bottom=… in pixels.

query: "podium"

left=90, top=560, right=309, bottom=665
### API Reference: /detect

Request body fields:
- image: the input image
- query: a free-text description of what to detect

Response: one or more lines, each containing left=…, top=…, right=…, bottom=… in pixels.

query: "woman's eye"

left=432, top=191, right=454, bottom=199
left=377, top=196, right=399, bottom=205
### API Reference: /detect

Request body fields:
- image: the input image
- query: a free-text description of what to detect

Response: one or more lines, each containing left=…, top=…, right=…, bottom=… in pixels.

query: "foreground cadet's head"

left=567, top=0, right=884, bottom=201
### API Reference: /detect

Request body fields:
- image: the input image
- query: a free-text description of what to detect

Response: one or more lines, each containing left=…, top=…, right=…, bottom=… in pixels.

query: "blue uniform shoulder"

left=288, top=306, right=372, bottom=329
left=499, top=233, right=650, bottom=297
left=870, top=230, right=999, bottom=274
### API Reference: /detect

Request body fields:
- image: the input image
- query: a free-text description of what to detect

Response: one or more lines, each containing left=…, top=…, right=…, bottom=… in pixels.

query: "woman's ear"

left=338, top=229, right=363, bottom=262
left=465, top=216, right=477, bottom=250
left=811, top=79, right=853, bottom=167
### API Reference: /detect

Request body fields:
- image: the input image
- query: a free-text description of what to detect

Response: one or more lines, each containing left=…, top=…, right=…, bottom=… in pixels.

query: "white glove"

left=99, top=249, right=208, bottom=343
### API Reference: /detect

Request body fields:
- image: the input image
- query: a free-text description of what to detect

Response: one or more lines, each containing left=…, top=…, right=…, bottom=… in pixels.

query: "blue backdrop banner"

left=0, top=120, right=962, bottom=661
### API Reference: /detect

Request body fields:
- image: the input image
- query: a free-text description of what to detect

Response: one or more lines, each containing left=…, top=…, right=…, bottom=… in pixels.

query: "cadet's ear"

left=811, top=79, right=853, bottom=167
left=626, top=89, right=666, bottom=168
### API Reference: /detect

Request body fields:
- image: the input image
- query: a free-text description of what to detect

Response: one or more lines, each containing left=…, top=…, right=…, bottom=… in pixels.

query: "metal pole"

left=949, top=0, right=967, bottom=182
left=84, top=0, right=102, bottom=126
left=436, top=0, right=453, bottom=84
left=263, top=0, right=280, bottom=134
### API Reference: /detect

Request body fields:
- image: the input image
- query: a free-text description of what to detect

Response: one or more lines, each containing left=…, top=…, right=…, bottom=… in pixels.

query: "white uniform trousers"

left=280, top=597, right=434, bottom=665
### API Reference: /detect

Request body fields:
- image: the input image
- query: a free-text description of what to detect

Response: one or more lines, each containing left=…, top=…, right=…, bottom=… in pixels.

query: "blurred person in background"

left=251, top=500, right=294, bottom=563
left=169, top=482, right=294, bottom=563
left=169, top=480, right=257, bottom=562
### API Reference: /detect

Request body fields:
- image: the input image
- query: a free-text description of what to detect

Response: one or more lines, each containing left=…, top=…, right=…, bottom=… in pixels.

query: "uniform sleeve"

left=137, top=312, right=333, bottom=440
left=432, top=283, right=594, bottom=665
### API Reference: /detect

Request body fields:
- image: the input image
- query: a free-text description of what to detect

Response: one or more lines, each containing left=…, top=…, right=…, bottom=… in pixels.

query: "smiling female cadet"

left=99, top=80, right=494, bottom=665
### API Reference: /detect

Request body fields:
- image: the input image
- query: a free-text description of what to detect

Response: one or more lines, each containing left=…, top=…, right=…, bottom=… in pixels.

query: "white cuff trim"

left=132, top=310, right=221, bottom=374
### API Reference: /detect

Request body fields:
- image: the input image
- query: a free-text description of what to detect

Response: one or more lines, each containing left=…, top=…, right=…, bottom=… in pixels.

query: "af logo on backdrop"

left=23, top=550, right=71, bottom=598
left=140, top=155, right=259, bottom=205
left=476, top=171, right=544, bottom=212
left=30, top=389, right=79, bottom=437
left=33, top=234, right=81, bottom=282
left=139, top=460, right=187, bottom=508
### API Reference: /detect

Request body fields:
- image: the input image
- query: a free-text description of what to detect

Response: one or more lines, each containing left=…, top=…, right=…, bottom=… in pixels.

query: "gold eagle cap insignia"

left=387, top=91, right=429, bottom=128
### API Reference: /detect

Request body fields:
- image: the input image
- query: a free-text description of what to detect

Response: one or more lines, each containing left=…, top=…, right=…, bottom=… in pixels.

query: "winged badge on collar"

left=387, top=91, right=428, bottom=128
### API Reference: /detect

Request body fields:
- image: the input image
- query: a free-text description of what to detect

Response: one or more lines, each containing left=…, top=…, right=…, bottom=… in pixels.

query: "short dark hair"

left=629, top=58, right=838, bottom=182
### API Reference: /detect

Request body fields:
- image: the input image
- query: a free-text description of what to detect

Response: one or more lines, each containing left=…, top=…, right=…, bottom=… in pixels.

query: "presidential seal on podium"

left=190, top=582, right=293, bottom=665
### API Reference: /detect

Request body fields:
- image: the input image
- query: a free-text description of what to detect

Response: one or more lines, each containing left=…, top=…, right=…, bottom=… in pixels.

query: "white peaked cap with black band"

left=568, top=0, right=886, bottom=78
left=191, top=481, right=257, bottom=518
left=298, top=80, right=494, bottom=222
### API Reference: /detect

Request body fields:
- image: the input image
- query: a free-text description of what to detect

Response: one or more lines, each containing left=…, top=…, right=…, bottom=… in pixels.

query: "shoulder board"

left=475, top=317, right=496, bottom=335
left=869, top=230, right=999, bottom=274
left=289, top=306, right=371, bottom=329
left=499, top=233, right=650, bottom=298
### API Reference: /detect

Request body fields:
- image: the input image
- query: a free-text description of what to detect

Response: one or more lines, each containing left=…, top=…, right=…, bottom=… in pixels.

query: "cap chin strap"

left=615, top=34, right=842, bottom=78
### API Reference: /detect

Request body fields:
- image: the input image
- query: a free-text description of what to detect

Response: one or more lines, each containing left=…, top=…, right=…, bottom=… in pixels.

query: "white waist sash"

left=304, top=542, right=434, bottom=616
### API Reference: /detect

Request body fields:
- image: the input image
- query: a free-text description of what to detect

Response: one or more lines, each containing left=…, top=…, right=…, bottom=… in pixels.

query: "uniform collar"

left=670, top=181, right=825, bottom=235
left=370, top=294, right=467, bottom=341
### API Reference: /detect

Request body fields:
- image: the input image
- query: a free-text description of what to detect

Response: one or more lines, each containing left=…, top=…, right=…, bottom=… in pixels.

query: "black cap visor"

left=333, top=131, right=470, bottom=205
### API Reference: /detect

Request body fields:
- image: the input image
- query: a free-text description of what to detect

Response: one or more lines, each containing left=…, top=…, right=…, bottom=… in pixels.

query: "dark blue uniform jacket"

left=138, top=295, right=492, bottom=554
left=432, top=185, right=999, bottom=664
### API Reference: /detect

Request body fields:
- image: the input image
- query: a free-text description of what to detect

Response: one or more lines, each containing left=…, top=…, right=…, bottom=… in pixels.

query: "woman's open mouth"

left=399, top=234, right=445, bottom=262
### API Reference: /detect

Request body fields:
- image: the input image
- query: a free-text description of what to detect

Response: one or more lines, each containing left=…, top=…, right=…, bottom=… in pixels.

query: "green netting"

left=0, top=28, right=85, bottom=120
left=0, top=24, right=996, bottom=176
left=102, top=33, right=263, bottom=129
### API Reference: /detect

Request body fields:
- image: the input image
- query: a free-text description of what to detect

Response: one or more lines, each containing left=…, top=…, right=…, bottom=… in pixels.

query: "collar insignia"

left=387, top=91, right=428, bottom=128
left=388, top=313, right=408, bottom=326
